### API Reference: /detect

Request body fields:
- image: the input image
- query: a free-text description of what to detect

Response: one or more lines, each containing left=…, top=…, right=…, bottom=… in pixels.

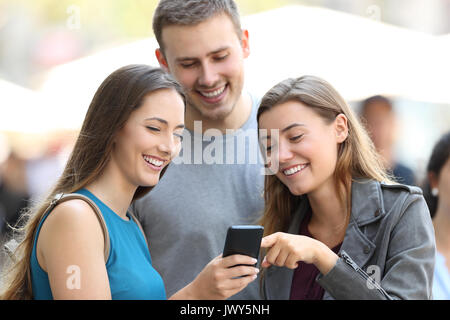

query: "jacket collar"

left=264, top=179, right=385, bottom=300
left=350, top=178, right=386, bottom=226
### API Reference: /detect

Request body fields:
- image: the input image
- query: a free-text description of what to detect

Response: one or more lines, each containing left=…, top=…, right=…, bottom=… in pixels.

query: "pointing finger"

left=260, top=233, right=280, bottom=248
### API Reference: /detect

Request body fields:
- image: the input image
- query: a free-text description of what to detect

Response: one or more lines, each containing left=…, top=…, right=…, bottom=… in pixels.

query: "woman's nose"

left=277, top=140, right=294, bottom=163
left=158, top=134, right=177, bottom=158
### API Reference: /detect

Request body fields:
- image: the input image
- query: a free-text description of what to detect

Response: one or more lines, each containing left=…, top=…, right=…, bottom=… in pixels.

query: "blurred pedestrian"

left=360, top=95, right=415, bottom=185
left=423, top=131, right=450, bottom=299
left=0, top=151, right=29, bottom=246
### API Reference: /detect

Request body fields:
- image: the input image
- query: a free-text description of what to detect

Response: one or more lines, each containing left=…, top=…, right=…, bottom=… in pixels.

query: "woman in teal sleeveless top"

left=1, top=65, right=258, bottom=300
left=30, top=188, right=166, bottom=300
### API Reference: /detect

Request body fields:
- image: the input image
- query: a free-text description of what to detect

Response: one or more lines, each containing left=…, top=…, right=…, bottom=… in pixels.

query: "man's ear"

left=241, top=29, right=250, bottom=59
left=155, top=48, right=169, bottom=71
left=335, top=114, right=349, bottom=143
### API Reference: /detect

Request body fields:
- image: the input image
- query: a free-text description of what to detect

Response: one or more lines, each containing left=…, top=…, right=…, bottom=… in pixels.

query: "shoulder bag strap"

left=40, top=193, right=110, bottom=263
left=128, top=210, right=149, bottom=250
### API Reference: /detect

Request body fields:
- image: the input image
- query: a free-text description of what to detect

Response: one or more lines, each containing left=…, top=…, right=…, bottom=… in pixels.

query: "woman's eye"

left=259, top=141, right=273, bottom=152
left=146, top=126, right=160, bottom=132
left=290, top=134, right=303, bottom=141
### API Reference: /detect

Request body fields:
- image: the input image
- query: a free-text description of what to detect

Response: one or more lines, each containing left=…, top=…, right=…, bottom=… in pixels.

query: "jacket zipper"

left=339, top=252, right=393, bottom=300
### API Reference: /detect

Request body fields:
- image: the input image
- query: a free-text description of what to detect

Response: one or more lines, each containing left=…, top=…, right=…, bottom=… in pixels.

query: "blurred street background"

left=0, top=0, right=449, bottom=248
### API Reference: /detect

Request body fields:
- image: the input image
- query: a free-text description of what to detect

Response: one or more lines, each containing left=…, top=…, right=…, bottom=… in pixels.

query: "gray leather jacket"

left=263, top=179, right=436, bottom=300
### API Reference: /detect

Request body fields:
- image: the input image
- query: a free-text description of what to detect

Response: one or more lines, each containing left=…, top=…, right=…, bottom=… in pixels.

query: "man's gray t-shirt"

left=133, top=93, right=265, bottom=299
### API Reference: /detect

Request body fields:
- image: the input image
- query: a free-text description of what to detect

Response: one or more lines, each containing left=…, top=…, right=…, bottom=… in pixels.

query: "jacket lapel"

left=324, top=180, right=386, bottom=299
left=340, top=179, right=385, bottom=268
left=265, top=180, right=386, bottom=300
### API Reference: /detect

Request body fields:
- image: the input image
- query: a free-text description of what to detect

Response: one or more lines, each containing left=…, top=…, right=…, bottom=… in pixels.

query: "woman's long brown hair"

left=0, top=64, right=184, bottom=299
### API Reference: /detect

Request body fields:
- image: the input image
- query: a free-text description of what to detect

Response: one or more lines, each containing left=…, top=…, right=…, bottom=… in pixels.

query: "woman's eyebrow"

left=281, top=123, right=305, bottom=133
left=145, top=117, right=184, bottom=129
left=145, top=117, right=167, bottom=124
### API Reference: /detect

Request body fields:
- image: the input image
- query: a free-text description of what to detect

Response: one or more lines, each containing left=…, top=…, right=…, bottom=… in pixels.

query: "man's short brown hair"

left=153, top=0, right=243, bottom=53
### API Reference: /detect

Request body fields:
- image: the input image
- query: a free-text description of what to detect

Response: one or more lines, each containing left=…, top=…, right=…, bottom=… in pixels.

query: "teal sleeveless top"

left=30, top=189, right=167, bottom=300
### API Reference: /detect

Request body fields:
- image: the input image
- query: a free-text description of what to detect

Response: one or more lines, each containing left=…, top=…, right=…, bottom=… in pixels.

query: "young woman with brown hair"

left=257, top=75, right=435, bottom=300
left=0, top=64, right=258, bottom=300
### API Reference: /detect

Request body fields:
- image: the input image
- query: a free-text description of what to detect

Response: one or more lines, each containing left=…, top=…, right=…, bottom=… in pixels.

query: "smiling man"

left=132, top=0, right=265, bottom=300
left=154, top=3, right=251, bottom=133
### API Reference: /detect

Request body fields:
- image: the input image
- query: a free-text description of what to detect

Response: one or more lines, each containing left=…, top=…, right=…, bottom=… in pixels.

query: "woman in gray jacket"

left=257, top=75, right=435, bottom=300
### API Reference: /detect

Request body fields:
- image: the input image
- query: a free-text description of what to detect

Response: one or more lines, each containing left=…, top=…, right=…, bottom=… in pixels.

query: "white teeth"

left=200, top=86, right=225, bottom=98
left=143, top=155, right=163, bottom=167
left=283, top=164, right=307, bottom=176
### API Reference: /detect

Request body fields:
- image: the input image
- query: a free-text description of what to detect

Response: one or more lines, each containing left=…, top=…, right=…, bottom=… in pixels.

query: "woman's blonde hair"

left=257, top=75, right=393, bottom=237
left=0, top=65, right=184, bottom=299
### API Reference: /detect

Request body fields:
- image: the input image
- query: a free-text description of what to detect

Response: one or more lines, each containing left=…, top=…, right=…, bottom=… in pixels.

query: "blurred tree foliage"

left=0, top=0, right=295, bottom=85
left=0, top=0, right=294, bottom=39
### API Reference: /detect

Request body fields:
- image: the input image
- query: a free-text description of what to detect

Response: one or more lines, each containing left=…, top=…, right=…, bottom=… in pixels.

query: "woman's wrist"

left=312, top=240, right=339, bottom=275
left=169, top=281, right=199, bottom=300
left=184, top=280, right=201, bottom=300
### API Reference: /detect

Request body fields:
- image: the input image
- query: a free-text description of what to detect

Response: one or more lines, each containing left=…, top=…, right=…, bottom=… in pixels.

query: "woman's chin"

left=140, top=176, right=160, bottom=188
left=287, top=184, right=309, bottom=196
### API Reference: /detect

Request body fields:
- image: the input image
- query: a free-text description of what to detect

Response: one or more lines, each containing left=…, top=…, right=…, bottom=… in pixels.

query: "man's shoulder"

left=248, top=91, right=262, bottom=111
left=238, top=91, right=261, bottom=131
